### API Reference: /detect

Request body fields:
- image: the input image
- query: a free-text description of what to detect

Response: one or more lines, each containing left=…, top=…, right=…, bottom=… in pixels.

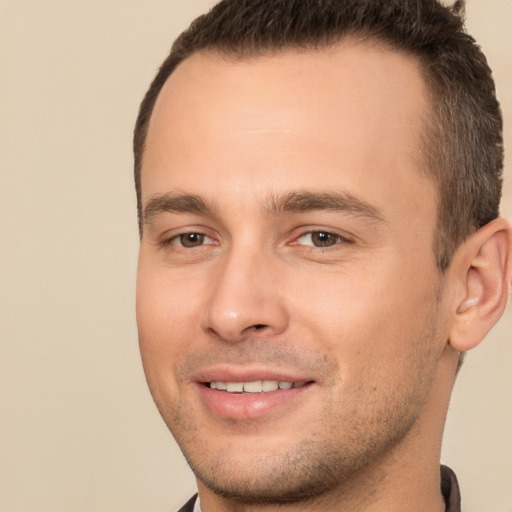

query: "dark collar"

left=441, top=465, right=462, bottom=512
left=176, top=494, right=197, bottom=512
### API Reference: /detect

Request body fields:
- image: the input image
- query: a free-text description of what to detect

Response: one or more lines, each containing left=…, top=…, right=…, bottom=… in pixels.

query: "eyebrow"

left=142, top=190, right=386, bottom=225
left=265, top=191, right=386, bottom=223
left=143, top=193, right=217, bottom=225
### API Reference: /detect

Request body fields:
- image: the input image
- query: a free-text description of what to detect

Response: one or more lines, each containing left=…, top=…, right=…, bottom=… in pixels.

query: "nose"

left=203, top=247, right=289, bottom=343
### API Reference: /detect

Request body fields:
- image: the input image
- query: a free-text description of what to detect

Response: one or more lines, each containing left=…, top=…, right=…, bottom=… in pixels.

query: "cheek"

left=295, top=269, right=442, bottom=433
left=136, top=264, right=202, bottom=385
left=288, top=260, right=440, bottom=377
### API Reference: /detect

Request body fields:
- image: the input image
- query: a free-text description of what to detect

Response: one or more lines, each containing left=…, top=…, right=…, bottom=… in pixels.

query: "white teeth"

left=262, top=380, right=279, bottom=392
left=226, top=382, right=244, bottom=393
left=209, top=380, right=305, bottom=393
left=243, top=381, right=263, bottom=393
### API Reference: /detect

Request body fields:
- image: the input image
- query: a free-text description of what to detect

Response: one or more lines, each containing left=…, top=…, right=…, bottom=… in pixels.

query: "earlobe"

left=449, top=218, right=512, bottom=352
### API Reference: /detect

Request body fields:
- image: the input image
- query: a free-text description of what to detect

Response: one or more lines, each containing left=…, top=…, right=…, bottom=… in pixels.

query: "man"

left=134, top=0, right=511, bottom=510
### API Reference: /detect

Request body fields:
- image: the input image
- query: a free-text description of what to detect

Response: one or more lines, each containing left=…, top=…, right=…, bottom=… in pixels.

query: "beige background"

left=1, top=1, right=511, bottom=511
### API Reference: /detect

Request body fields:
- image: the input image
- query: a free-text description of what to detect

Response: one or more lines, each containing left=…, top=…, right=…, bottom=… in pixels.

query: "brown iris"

left=310, top=231, right=339, bottom=247
left=179, top=233, right=205, bottom=247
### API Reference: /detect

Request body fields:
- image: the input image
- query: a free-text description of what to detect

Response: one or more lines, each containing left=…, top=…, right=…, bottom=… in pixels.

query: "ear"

left=448, top=217, right=512, bottom=352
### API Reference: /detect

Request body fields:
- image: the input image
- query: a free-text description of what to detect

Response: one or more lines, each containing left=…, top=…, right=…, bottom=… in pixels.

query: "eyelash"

left=161, top=229, right=353, bottom=250
left=291, top=230, right=354, bottom=249
left=162, top=232, right=217, bottom=249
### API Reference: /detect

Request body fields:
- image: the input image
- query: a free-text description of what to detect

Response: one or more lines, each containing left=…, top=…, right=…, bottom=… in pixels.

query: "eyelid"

left=156, top=225, right=354, bottom=250
left=175, top=233, right=215, bottom=247
left=290, top=229, right=355, bottom=247
left=160, top=227, right=219, bottom=248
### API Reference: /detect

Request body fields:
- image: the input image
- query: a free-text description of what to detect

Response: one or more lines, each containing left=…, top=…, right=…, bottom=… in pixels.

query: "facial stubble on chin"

left=154, top=307, right=444, bottom=507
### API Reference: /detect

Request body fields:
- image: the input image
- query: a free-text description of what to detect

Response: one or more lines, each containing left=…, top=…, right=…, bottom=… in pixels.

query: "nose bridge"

left=204, top=241, right=288, bottom=342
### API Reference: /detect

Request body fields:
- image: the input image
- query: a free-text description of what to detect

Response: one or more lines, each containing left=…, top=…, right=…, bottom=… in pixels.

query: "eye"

left=294, top=231, right=349, bottom=248
left=168, top=232, right=215, bottom=248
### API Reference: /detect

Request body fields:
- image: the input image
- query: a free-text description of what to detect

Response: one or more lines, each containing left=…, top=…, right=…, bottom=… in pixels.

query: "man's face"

left=137, top=42, right=450, bottom=502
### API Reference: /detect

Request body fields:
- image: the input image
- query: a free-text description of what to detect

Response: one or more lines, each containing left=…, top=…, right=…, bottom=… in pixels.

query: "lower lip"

left=198, top=383, right=313, bottom=420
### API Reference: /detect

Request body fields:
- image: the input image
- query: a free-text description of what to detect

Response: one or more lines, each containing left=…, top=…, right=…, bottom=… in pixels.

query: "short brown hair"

left=134, top=0, right=503, bottom=271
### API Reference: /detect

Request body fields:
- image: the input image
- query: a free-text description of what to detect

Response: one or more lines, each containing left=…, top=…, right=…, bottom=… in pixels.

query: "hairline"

left=135, top=35, right=456, bottom=271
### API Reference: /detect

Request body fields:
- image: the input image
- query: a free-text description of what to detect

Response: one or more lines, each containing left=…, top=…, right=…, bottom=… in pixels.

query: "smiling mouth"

left=207, top=380, right=310, bottom=393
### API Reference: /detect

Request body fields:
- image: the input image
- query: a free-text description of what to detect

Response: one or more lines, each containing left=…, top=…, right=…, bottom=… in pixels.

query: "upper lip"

left=191, top=365, right=316, bottom=384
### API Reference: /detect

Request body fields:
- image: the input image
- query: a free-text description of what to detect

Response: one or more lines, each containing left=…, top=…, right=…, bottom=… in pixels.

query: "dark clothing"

left=176, top=465, right=461, bottom=511
left=176, top=494, right=197, bottom=512
left=441, top=465, right=462, bottom=512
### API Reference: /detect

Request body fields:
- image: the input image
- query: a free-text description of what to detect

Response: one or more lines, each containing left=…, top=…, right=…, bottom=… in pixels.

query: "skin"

left=136, top=40, right=511, bottom=511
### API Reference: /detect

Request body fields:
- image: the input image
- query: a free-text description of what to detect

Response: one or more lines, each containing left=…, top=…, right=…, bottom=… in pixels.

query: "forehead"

left=142, top=40, right=434, bottom=223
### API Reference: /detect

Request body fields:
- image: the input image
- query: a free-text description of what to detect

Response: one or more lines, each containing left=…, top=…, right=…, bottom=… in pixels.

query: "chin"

left=180, top=426, right=392, bottom=505
left=190, top=449, right=340, bottom=505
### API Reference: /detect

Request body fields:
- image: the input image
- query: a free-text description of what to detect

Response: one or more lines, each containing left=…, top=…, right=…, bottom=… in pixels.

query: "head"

left=134, top=0, right=504, bottom=272
left=134, top=0, right=511, bottom=507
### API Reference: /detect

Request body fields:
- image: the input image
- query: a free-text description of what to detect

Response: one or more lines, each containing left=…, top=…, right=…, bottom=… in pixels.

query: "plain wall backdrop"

left=1, top=1, right=511, bottom=511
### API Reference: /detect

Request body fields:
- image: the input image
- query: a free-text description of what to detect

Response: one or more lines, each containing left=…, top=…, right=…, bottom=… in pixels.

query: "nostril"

left=253, top=324, right=266, bottom=330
